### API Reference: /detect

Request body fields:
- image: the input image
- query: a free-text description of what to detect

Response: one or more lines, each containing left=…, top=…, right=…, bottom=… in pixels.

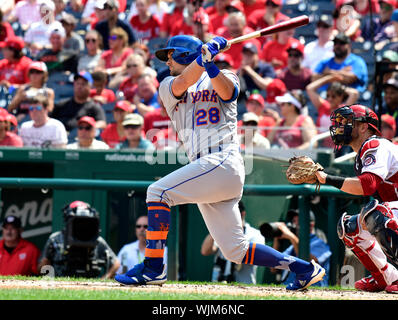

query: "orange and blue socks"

left=243, top=242, right=312, bottom=274
left=145, top=202, right=170, bottom=270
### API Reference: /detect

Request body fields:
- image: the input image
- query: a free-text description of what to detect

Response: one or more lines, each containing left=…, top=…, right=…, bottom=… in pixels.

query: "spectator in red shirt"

left=267, top=90, right=317, bottom=149
left=101, top=100, right=133, bottom=148
left=240, top=0, right=266, bottom=17
left=0, top=36, right=32, bottom=88
left=129, top=0, right=161, bottom=44
left=216, top=11, right=261, bottom=69
left=96, top=27, right=134, bottom=78
left=110, top=53, right=147, bottom=102
left=206, top=0, right=242, bottom=33
left=159, top=0, right=193, bottom=38
left=247, top=0, right=289, bottom=46
left=143, top=100, right=171, bottom=142
left=239, top=93, right=276, bottom=137
left=0, top=110, right=23, bottom=146
left=277, top=41, right=312, bottom=91
left=0, top=215, right=41, bottom=276
left=90, top=71, right=116, bottom=105
left=0, top=9, right=15, bottom=42
left=260, top=28, right=300, bottom=71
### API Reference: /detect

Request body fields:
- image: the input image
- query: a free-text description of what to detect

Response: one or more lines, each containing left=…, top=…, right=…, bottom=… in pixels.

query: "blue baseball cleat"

left=286, top=260, right=325, bottom=291
left=115, top=261, right=167, bottom=285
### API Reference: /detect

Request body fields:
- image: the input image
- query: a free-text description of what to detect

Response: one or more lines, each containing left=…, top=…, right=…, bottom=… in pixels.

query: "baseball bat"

left=225, top=15, right=309, bottom=48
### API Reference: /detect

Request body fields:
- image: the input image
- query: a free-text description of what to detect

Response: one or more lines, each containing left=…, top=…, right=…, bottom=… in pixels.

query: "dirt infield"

left=0, top=279, right=397, bottom=300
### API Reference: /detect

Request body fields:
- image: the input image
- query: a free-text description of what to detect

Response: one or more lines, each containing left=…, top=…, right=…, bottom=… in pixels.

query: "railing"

left=0, top=178, right=360, bottom=285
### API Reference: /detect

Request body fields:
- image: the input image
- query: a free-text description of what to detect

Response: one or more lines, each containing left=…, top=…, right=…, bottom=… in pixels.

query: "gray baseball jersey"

left=147, top=69, right=249, bottom=264
left=159, top=69, right=240, bottom=161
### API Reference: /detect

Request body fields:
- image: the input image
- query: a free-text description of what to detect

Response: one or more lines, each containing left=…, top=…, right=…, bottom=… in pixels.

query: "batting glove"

left=201, top=36, right=228, bottom=63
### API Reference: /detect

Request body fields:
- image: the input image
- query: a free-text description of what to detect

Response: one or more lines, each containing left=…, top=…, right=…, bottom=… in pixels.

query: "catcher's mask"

left=329, top=104, right=381, bottom=151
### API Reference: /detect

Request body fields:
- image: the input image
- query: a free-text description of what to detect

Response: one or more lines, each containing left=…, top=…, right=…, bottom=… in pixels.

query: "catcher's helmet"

left=155, top=35, right=203, bottom=65
left=62, top=200, right=99, bottom=221
left=329, top=104, right=381, bottom=147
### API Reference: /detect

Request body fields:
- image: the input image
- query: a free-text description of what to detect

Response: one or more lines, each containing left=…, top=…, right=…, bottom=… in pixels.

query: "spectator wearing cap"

left=0, top=36, right=32, bottom=88
left=381, top=113, right=398, bottom=143
left=60, top=11, right=85, bottom=53
left=332, top=0, right=361, bottom=41
left=0, top=9, right=15, bottom=42
left=239, top=93, right=276, bottom=137
left=94, top=0, right=136, bottom=51
left=311, top=32, right=368, bottom=93
left=7, top=0, right=42, bottom=32
left=115, top=113, right=155, bottom=150
left=78, top=30, right=104, bottom=73
left=19, top=93, right=68, bottom=148
left=239, top=112, right=271, bottom=151
left=23, top=0, right=65, bottom=56
left=89, top=71, right=116, bottom=105
left=260, top=27, right=302, bottom=71
left=8, top=61, right=55, bottom=122
left=277, top=41, right=312, bottom=91
left=0, top=215, right=41, bottom=276
left=0, top=110, right=23, bottom=147
left=380, top=76, right=398, bottom=135
left=82, top=0, right=127, bottom=26
left=37, top=26, right=79, bottom=76
left=215, top=11, right=261, bottom=70
left=134, top=73, right=161, bottom=116
left=247, top=0, right=288, bottom=46
left=267, top=90, right=317, bottom=149
left=361, top=0, right=396, bottom=49
left=101, top=100, right=132, bottom=148
left=238, top=42, right=276, bottom=96
left=306, top=74, right=359, bottom=147
left=95, top=27, right=134, bottom=78
left=192, top=8, right=215, bottom=43
left=128, top=0, right=161, bottom=44
left=302, top=15, right=334, bottom=72
left=67, top=116, right=110, bottom=149
left=378, top=50, right=398, bottom=84
left=51, top=72, right=106, bottom=131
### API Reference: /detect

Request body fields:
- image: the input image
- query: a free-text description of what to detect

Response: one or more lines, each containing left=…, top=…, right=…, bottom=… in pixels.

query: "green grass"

left=0, top=276, right=348, bottom=300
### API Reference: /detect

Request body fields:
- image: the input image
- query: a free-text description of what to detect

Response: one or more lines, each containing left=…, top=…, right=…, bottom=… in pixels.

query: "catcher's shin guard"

left=337, top=212, right=398, bottom=287
left=360, top=200, right=398, bottom=265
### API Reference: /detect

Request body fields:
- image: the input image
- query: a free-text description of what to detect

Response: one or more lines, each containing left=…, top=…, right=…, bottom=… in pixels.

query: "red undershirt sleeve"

left=358, top=172, right=383, bottom=196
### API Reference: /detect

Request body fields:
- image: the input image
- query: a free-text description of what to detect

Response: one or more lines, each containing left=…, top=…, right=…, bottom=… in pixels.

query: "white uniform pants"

left=147, top=146, right=248, bottom=264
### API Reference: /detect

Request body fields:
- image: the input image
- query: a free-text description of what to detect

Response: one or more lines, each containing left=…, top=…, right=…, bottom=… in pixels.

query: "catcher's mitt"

left=285, top=156, right=324, bottom=189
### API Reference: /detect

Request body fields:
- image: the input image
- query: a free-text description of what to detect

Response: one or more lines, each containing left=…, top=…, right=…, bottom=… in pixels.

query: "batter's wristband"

left=325, top=175, right=345, bottom=189
left=196, top=55, right=203, bottom=67
left=204, top=62, right=220, bottom=78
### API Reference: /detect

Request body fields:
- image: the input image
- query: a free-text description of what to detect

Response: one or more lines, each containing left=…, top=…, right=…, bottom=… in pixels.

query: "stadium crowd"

left=0, top=0, right=397, bottom=153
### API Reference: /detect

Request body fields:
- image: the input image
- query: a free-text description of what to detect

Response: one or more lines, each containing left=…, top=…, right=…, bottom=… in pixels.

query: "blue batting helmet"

left=155, top=35, right=203, bottom=65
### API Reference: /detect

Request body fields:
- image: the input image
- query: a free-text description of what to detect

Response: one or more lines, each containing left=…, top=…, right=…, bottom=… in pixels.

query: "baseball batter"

left=316, top=104, right=398, bottom=293
left=115, top=35, right=325, bottom=290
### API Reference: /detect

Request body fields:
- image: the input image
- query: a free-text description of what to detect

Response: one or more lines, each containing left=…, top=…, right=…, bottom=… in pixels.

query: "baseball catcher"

left=315, top=104, right=398, bottom=293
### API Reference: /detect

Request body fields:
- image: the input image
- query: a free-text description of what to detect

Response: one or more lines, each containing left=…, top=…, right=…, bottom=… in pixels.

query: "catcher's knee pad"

left=360, top=200, right=398, bottom=263
left=337, top=213, right=361, bottom=247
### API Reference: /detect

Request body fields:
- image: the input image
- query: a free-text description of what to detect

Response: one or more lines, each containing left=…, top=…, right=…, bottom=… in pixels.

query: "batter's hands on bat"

left=201, top=36, right=229, bottom=64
